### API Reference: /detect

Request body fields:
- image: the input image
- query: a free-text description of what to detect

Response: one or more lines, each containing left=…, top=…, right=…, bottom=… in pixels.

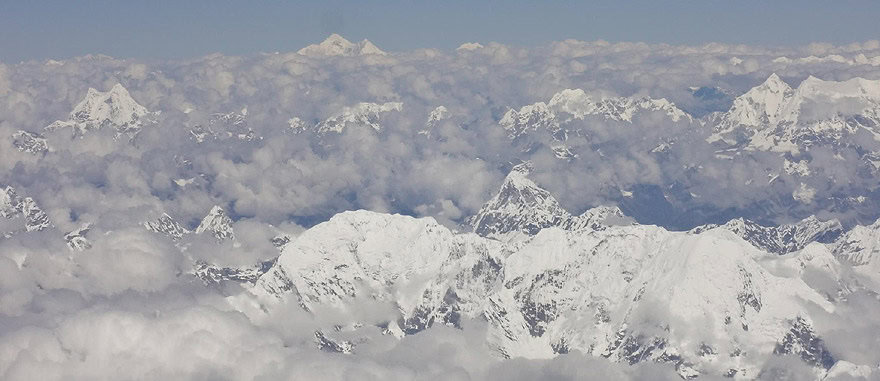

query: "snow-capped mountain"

left=144, top=213, right=191, bottom=241
left=297, top=34, right=387, bottom=57
left=501, top=89, right=689, bottom=141
left=467, top=162, right=629, bottom=240
left=419, top=105, right=449, bottom=137
left=312, top=102, right=402, bottom=134
left=195, top=205, right=235, bottom=241
left=248, top=208, right=863, bottom=378
left=1, top=186, right=95, bottom=251
left=189, top=108, right=259, bottom=143
left=829, top=218, right=880, bottom=288
left=194, top=258, right=278, bottom=287
left=11, top=130, right=49, bottom=154
left=64, top=223, right=92, bottom=251
left=45, top=84, right=155, bottom=137
left=690, top=216, right=843, bottom=255
left=456, top=42, right=485, bottom=51
left=709, top=74, right=880, bottom=153
left=1, top=186, right=51, bottom=233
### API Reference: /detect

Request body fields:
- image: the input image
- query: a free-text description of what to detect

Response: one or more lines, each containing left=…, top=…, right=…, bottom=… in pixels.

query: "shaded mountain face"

left=467, top=162, right=630, bottom=239
left=690, top=216, right=844, bottom=255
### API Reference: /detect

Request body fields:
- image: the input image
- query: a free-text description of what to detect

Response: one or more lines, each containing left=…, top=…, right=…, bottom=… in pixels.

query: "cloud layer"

left=3, top=37, right=880, bottom=379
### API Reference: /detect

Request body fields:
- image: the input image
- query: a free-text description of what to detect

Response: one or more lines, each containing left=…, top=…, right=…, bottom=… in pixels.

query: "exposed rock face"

left=690, top=216, right=843, bottom=254
left=500, top=88, right=689, bottom=141
left=773, top=317, right=835, bottom=370
left=12, top=130, right=49, bottom=154
left=195, top=206, right=235, bottom=241
left=144, top=213, right=191, bottom=241
left=468, top=162, right=629, bottom=240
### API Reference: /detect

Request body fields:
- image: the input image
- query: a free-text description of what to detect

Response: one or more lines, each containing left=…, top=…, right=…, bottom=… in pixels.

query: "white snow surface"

left=246, top=207, right=863, bottom=378
left=297, top=34, right=387, bottom=57
left=45, top=84, right=152, bottom=136
left=501, top=88, right=689, bottom=140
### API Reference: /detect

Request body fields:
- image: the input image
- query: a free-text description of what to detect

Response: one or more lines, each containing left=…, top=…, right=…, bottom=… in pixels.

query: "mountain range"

left=8, top=53, right=880, bottom=378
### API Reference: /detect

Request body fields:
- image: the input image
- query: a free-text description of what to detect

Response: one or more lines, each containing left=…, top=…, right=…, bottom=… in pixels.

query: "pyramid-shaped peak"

left=195, top=205, right=234, bottom=241
left=323, top=33, right=351, bottom=44
left=757, top=73, right=791, bottom=91
left=357, top=39, right=386, bottom=55
left=109, top=83, right=131, bottom=94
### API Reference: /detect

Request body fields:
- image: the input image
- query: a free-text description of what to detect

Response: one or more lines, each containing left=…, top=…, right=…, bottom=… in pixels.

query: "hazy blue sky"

left=2, top=0, right=879, bottom=62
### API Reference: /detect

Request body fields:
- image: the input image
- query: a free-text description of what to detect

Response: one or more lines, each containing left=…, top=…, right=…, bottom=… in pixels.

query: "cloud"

left=3, top=37, right=880, bottom=379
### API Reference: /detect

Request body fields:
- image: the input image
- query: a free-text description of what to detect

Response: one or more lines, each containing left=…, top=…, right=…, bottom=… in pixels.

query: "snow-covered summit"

left=249, top=207, right=852, bottom=378
left=297, top=34, right=387, bottom=57
left=501, top=88, right=689, bottom=140
left=468, top=162, right=628, bottom=239
left=690, top=215, right=843, bottom=255
left=314, top=102, right=402, bottom=134
left=45, top=84, right=153, bottom=136
left=189, top=108, right=258, bottom=143
left=710, top=74, right=880, bottom=152
left=420, top=106, right=450, bottom=138
left=456, top=42, right=484, bottom=51
left=718, top=73, right=794, bottom=130
left=195, top=206, right=235, bottom=241
left=144, top=213, right=191, bottom=241
left=1, top=186, right=51, bottom=233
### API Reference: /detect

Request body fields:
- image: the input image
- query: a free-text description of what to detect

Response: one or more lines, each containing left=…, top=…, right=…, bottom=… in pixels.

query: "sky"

left=2, top=0, right=880, bottom=62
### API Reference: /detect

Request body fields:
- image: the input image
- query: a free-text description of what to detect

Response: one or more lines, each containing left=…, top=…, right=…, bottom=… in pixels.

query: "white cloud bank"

left=2, top=36, right=880, bottom=379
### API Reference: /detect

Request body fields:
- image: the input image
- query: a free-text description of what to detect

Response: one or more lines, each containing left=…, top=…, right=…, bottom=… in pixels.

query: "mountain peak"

left=763, top=73, right=786, bottom=87
left=468, top=163, right=625, bottom=238
left=357, top=39, right=385, bottom=55
left=717, top=74, right=794, bottom=130
left=195, top=206, right=234, bottom=241
left=297, top=34, right=387, bottom=57
left=456, top=42, right=484, bottom=51
left=46, top=83, right=152, bottom=136
left=144, top=212, right=191, bottom=240
left=323, top=33, right=349, bottom=44
left=501, top=88, right=689, bottom=140
left=314, top=102, right=402, bottom=134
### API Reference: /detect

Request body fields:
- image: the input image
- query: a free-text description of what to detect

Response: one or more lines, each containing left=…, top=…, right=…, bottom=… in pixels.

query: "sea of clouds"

left=2, top=38, right=880, bottom=380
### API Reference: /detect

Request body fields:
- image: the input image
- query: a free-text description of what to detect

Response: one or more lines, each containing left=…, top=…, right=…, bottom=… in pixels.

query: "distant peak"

left=358, top=39, right=385, bottom=55
left=196, top=205, right=234, bottom=241
left=298, top=34, right=386, bottom=57
left=323, top=33, right=350, bottom=44
left=456, top=42, right=484, bottom=51
left=758, top=73, right=791, bottom=91
left=46, top=83, right=151, bottom=136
